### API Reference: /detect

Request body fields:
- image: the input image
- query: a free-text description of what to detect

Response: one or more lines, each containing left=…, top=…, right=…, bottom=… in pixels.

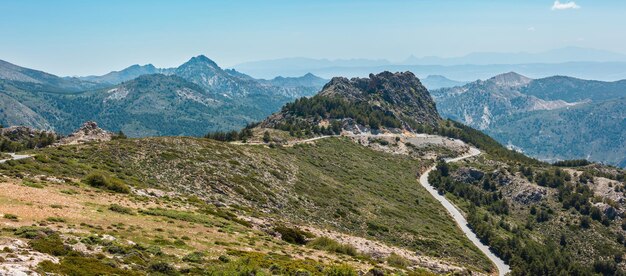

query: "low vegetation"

left=82, top=172, right=130, bottom=193
left=429, top=156, right=626, bottom=275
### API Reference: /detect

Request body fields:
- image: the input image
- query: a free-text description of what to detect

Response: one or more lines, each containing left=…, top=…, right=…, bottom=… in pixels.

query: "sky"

left=1, top=0, right=625, bottom=76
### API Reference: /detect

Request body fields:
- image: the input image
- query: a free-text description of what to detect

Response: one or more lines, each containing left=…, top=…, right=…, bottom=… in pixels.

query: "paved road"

left=0, top=153, right=33, bottom=163
left=419, top=147, right=511, bottom=276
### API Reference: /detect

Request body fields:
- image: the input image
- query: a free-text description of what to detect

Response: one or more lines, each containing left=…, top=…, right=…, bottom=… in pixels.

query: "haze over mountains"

left=233, top=47, right=626, bottom=81
left=1, top=52, right=625, bottom=167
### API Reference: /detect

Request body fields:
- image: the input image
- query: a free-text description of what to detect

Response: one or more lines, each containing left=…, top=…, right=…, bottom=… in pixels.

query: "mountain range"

left=431, top=72, right=626, bottom=167
left=1, top=66, right=625, bottom=275
left=0, top=56, right=326, bottom=137
left=233, top=47, right=626, bottom=81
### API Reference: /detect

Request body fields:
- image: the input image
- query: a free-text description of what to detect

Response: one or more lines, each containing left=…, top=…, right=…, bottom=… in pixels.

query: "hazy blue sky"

left=1, top=0, right=625, bottom=76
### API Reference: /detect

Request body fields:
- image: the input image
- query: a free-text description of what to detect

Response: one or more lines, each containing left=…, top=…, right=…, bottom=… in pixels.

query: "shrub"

left=3, top=214, right=18, bottom=220
left=83, top=173, right=107, bottom=187
left=106, top=178, right=131, bottom=193
left=324, top=265, right=357, bottom=276
left=149, top=262, right=176, bottom=274
left=580, top=216, right=591, bottom=229
left=38, top=256, right=135, bottom=275
left=263, top=131, right=271, bottom=143
left=82, top=173, right=130, bottom=194
left=182, top=251, right=205, bottom=263
left=307, top=237, right=358, bottom=256
left=109, top=204, right=134, bottom=215
left=274, top=226, right=312, bottom=245
left=15, top=226, right=54, bottom=239
left=46, top=217, right=66, bottom=223
left=30, top=234, right=70, bottom=256
left=386, top=253, right=411, bottom=268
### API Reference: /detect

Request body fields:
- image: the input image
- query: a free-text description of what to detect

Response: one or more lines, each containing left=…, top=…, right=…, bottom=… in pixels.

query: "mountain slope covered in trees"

left=432, top=72, right=626, bottom=167
left=0, top=57, right=326, bottom=137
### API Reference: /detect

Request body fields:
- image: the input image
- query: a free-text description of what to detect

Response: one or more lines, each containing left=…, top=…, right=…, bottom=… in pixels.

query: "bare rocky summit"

left=57, top=121, right=113, bottom=145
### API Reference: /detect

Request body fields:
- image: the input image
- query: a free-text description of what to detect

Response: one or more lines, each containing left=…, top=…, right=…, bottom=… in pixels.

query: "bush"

left=149, top=262, right=176, bottom=274
left=83, top=173, right=107, bottom=187
left=386, top=253, right=411, bottom=268
left=46, top=217, right=66, bottom=223
left=580, top=216, right=591, bottom=229
left=274, top=226, right=312, bottom=245
left=3, top=214, right=18, bottom=220
left=106, top=178, right=131, bottom=193
left=109, top=204, right=134, bottom=215
left=324, top=265, right=357, bottom=276
left=15, top=226, right=54, bottom=239
left=38, top=256, right=135, bottom=275
left=182, top=251, right=205, bottom=263
left=30, top=234, right=70, bottom=256
left=82, top=173, right=130, bottom=193
left=307, top=237, right=357, bottom=256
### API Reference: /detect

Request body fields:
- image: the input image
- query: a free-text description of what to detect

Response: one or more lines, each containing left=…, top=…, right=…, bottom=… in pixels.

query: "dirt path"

left=0, top=153, right=32, bottom=163
left=418, top=147, right=511, bottom=276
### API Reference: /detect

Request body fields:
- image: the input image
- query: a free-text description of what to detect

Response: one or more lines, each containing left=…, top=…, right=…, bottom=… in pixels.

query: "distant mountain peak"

left=185, top=55, right=220, bottom=69
left=488, top=72, right=532, bottom=87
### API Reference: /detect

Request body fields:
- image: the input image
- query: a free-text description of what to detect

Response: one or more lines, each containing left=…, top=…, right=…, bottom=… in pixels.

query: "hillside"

left=432, top=72, right=626, bottom=167
left=0, top=136, right=493, bottom=275
left=489, top=98, right=626, bottom=167
left=0, top=57, right=326, bottom=137
left=261, top=71, right=440, bottom=136
left=1, top=70, right=625, bottom=275
left=76, top=64, right=174, bottom=85
left=419, top=75, right=468, bottom=90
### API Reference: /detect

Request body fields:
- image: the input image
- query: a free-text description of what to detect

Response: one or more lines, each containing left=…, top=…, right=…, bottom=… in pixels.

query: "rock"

left=260, top=71, right=441, bottom=133
left=510, top=180, right=547, bottom=204
left=57, top=121, right=114, bottom=145
left=593, top=202, right=621, bottom=219
left=491, top=170, right=513, bottom=186
left=454, top=167, right=485, bottom=183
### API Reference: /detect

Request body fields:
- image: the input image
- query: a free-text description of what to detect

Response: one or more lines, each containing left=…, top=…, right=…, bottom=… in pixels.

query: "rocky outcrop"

left=261, top=71, right=441, bottom=134
left=57, top=121, right=114, bottom=145
left=319, top=71, right=441, bottom=128
left=453, top=167, right=485, bottom=183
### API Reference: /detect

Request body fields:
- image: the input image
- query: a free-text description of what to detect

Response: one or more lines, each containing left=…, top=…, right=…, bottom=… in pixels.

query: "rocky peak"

left=487, top=72, right=532, bottom=87
left=263, top=71, right=441, bottom=133
left=57, top=121, right=114, bottom=145
left=181, top=55, right=220, bottom=70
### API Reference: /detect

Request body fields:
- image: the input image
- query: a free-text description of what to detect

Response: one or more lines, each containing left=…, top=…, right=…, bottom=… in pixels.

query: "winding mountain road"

left=419, top=147, right=511, bottom=276
left=239, top=133, right=510, bottom=274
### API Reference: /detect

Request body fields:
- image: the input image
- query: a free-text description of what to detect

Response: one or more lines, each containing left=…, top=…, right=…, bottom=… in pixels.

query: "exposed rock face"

left=261, top=71, right=441, bottom=133
left=453, top=167, right=485, bottom=183
left=57, top=121, right=113, bottom=145
left=319, top=71, right=440, bottom=128
left=0, top=126, right=54, bottom=141
left=431, top=72, right=580, bottom=131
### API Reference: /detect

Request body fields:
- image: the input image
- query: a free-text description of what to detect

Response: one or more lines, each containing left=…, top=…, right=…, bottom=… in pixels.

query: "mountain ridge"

left=0, top=57, right=326, bottom=136
left=432, top=72, right=626, bottom=167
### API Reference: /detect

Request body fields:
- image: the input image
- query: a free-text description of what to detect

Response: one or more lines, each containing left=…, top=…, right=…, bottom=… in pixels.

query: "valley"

left=3, top=1, right=626, bottom=275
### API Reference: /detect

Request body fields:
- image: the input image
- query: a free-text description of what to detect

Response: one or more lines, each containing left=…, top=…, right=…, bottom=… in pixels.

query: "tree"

left=580, top=216, right=591, bottom=229
left=263, top=131, right=271, bottom=143
left=113, top=130, right=127, bottom=140
left=436, top=160, right=449, bottom=177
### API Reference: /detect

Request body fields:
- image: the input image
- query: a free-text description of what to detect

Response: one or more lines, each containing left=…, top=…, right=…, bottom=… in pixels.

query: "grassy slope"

left=0, top=136, right=492, bottom=272
left=0, top=178, right=384, bottom=275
